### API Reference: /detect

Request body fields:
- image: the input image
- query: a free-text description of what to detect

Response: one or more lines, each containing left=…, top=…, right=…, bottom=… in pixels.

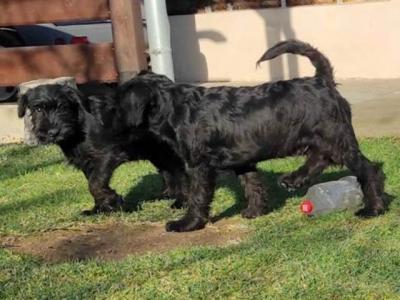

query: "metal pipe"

left=144, top=0, right=175, bottom=81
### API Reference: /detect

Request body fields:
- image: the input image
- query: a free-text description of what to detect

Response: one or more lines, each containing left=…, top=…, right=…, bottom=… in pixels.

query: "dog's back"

left=154, top=73, right=347, bottom=167
left=118, top=41, right=351, bottom=166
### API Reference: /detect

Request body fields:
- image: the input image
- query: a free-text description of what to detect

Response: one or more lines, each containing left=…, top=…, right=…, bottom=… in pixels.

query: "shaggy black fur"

left=116, top=40, right=386, bottom=232
left=17, top=82, right=181, bottom=214
left=17, top=77, right=266, bottom=216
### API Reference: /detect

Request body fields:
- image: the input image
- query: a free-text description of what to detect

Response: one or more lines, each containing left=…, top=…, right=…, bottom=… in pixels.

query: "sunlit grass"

left=0, top=138, right=399, bottom=299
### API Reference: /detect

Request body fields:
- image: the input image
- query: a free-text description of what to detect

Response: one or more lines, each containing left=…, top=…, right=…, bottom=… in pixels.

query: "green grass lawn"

left=0, top=138, right=399, bottom=299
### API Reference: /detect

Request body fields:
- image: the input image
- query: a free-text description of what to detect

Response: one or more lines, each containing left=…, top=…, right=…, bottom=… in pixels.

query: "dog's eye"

left=32, top=106, right=43, bottom=113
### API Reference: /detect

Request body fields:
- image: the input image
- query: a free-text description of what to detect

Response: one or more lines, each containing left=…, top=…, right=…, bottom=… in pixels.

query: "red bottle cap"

left=300, top=199, right=314, bottom=215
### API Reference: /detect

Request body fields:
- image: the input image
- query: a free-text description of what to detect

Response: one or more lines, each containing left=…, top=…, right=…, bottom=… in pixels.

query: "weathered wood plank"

left=0, top=0, right=110, bottom=26
left=0, top=43, right=118, bottom=86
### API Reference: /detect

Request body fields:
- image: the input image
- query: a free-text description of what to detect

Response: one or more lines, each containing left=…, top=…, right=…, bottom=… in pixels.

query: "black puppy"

left=17, top=82, right=182, bottom=214
left=118, top=40, right=386, bottom=232
left=17, top=77, right=267, bottom=217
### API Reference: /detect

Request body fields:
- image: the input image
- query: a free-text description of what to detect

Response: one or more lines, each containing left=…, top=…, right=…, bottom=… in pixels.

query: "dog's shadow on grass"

left=121, top=168, right=381, bottom=220
left=122, top=174, right=166, bottom=212
left=0, top=145, right=63, bottom=181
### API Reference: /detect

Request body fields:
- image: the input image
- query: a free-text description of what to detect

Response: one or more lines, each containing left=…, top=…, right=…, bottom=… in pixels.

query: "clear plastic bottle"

left=300, top=176, right=364, bottom=216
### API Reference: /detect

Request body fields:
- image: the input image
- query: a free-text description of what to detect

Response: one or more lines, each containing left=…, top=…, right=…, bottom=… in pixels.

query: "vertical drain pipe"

left=144, top=0, right=175, bottom=81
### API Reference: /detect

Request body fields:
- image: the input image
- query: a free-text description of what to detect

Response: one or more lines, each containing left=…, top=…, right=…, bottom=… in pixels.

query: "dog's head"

left=117, top=72, right=172, bottom=128
left=18, top=84, right=86, bottom=144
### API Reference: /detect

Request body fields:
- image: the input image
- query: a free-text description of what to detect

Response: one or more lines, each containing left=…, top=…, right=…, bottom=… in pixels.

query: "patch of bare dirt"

left=0, top=219, right=250, bottom=263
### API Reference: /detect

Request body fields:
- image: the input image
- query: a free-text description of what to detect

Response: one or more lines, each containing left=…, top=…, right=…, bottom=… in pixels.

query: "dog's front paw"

left=80, top=206, right=117, bottom=216
left=170, top=199, right=184, bottom=209
left=241, top=207, right=264, bottom=219
left=115, top=195, right=125, bottom=207
left=165, top=216, right=207, bottom=232
left=278, top=173, right=308, bottom=192
left=81, top=197, right=125, bottom=216
left=356, top=206, right=385, bottom=218
left=161, top=189, right=174, bottom=199
left=81, top=207, right=98, bottom=216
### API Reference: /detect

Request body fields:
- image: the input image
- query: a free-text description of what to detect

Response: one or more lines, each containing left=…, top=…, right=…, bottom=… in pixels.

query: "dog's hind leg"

left=278, top=151, right=331, bottom=192
left=167, top=171, right=190, bottom=209
left=166, top=164, right=216, bottom=232
left=237, top=168, right=267, bottom=218
left=159, top=170, right=177, bottom=199
left=342, top=147, right=385, bottom=217
left=82, top=158, right=124, bottom=215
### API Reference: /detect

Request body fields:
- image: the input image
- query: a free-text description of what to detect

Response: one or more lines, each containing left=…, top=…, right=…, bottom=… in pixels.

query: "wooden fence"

left=0, top=0, right=147, bottom=86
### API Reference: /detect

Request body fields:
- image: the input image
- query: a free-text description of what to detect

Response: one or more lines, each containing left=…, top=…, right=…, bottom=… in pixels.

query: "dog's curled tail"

left=257, top=40, right=335, bottom=87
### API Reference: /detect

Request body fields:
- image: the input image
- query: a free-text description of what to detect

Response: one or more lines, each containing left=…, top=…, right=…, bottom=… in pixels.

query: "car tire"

left=0, top=29, right=24, bottom=102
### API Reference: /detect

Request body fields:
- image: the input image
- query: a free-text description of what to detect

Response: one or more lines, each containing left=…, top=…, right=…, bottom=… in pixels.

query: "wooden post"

left=109, top=0, right=147, bottom=83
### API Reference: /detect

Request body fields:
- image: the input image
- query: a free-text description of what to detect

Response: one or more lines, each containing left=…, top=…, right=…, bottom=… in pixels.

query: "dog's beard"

left=34, top=124, right=79, bottom=145
left=30, top=108, right=83, bottom=145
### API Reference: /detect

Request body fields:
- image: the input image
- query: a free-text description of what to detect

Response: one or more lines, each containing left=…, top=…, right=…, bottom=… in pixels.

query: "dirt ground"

left=0, top=219, right=250, bottom=263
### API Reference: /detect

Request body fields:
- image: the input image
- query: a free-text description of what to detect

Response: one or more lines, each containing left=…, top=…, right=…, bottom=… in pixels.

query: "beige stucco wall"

left=0, top=104, right=23, bottom=144
left=170, top=0, right=400, bottom=82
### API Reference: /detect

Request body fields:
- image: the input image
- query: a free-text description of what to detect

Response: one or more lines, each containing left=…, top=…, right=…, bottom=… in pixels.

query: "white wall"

left=170, top=0, right=400, bottom=82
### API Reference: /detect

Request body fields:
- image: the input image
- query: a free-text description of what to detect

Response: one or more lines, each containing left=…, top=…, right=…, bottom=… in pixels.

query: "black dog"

left=117, top=40, right=386, bottom=232
left=17, top=77, right=267, bottom=217
left=17, top=83, right=180, bottom=214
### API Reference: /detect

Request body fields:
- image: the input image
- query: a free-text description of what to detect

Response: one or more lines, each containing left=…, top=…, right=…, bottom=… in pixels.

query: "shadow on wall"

left=170, top=14, right=226, bottom=82
left=170, top=6, right=302, bottom=82
left=256, top=8, right=299, bottom=81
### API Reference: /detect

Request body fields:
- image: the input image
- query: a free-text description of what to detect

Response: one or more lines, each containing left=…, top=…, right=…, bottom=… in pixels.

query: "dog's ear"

left=17, top=93, right=28, bottom=118
left=59, top=84, right=83, bottom=104
left=58, top=84, right=91, bottom=113
left=58, top=84, right=91, bottom=125
left=119, top=81, right=158, bottom=127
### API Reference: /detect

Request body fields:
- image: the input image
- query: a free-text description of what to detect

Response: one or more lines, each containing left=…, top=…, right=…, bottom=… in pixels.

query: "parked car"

left=0, top=28, right=24, bottom=102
